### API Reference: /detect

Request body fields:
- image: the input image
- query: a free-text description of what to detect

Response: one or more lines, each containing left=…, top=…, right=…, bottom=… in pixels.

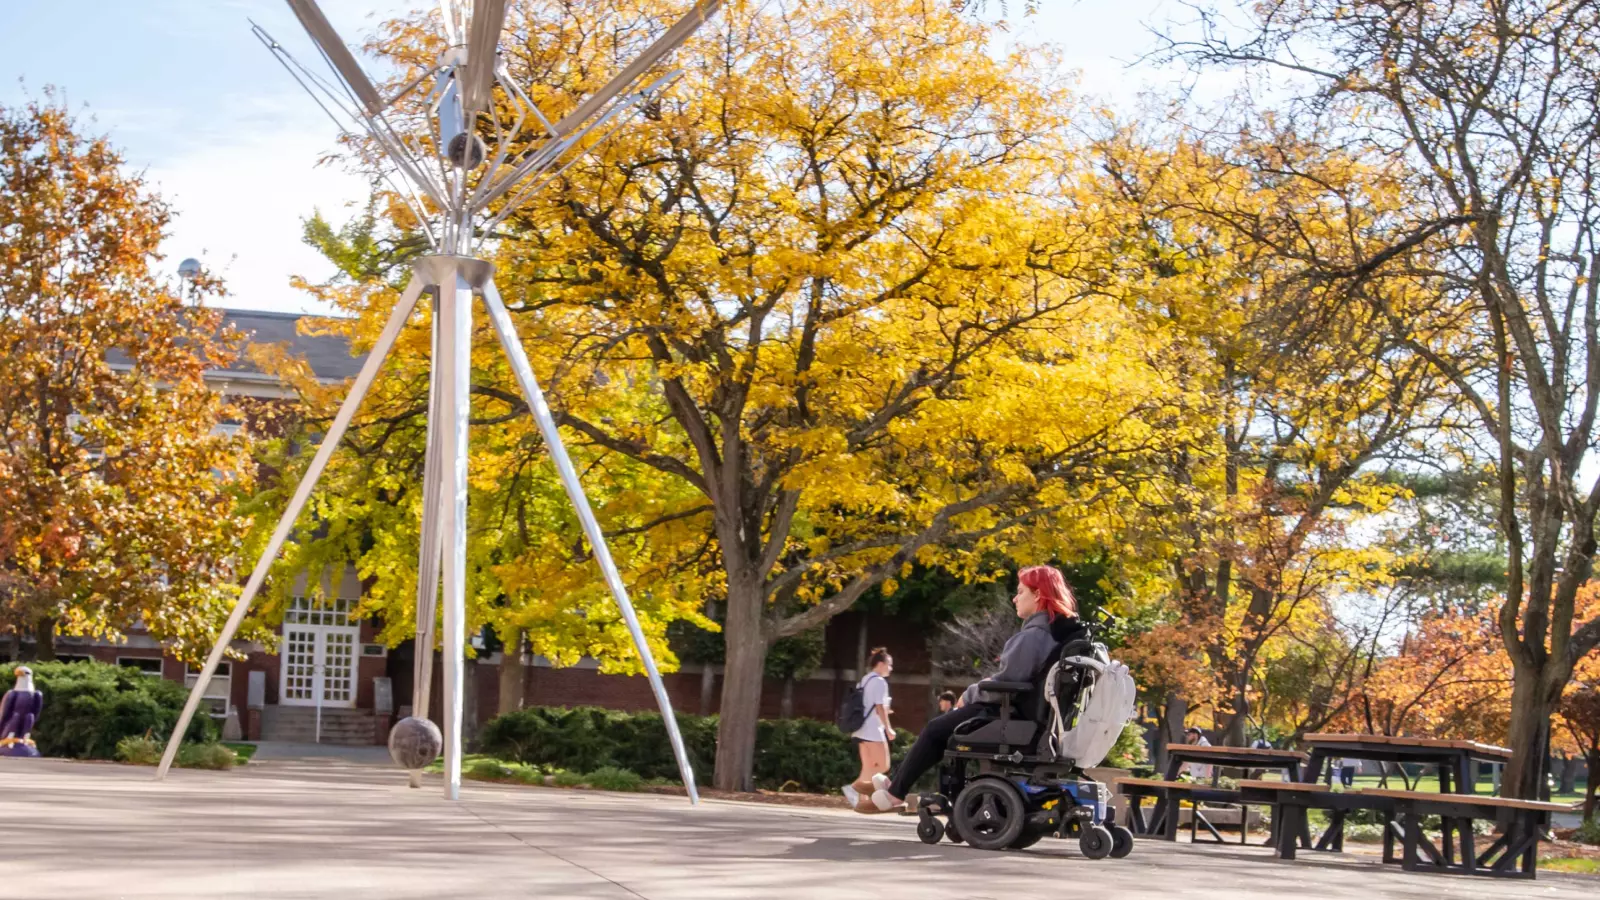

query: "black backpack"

left=836, top=674, right=883, bottom=734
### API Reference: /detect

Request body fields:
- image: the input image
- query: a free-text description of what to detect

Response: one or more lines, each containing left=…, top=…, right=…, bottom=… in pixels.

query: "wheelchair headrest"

left=1060, top=639, right=1095, bottom=660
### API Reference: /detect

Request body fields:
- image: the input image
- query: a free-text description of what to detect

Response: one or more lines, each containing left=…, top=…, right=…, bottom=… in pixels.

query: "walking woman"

left=854, top=566, right=1084, bottom=813
left=842, top=647, right=894, bottom=808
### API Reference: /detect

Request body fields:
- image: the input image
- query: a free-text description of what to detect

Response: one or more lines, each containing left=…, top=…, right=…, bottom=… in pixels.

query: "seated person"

left=853, top=564, right=1082, bottom=813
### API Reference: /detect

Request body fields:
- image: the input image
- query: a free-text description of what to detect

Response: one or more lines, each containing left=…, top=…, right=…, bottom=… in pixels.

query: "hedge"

left=477, top=706, right=915, bottom=793
left=1, top=659, right=217, bottom=759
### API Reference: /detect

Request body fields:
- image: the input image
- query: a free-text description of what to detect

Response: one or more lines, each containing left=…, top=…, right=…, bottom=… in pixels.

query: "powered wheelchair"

left=915, top=616, right=1139, bottom=859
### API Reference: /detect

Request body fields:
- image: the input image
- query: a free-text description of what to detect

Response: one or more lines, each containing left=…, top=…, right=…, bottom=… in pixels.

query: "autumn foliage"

left=0, top=98, right=253, bottom=658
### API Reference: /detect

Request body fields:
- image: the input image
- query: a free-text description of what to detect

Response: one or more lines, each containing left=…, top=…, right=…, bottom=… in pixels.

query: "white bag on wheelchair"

left=1046, top=656, right=1138, bottom=770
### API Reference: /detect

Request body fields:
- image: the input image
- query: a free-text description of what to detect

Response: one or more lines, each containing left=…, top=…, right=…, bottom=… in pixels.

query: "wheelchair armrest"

left=978, top=680, right=1033, bottom=693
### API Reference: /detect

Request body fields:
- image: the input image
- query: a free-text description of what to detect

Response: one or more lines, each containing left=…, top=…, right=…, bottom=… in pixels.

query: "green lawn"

left=222, top=742, right=258, bottom=764
left=1541, top=857, right=1600, bottom=875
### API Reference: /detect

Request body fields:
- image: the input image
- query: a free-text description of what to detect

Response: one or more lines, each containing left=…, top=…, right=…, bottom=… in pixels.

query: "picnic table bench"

left=1114, top=774, right=1298, bottom=847
left=1361, top=789, right=1573, bottom=879
left=1235, top=780, right=1573, bottom=879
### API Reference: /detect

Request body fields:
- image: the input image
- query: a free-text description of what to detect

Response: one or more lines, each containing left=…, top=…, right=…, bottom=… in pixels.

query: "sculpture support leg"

left=414, top=302, right=443, bottom=722
left=438, top=270, right=472, bottom=801
left=480, top=279, right=700, bottom=804
left=158, top=276, right=425, bottom=780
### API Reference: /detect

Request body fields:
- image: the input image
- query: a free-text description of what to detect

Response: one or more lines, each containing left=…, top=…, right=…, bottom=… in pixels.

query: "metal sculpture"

left=158, top=0, right=722, bottom=802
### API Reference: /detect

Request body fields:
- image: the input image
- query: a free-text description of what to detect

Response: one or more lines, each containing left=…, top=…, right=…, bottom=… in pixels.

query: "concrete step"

left=261, top=706, right=379, bottom=746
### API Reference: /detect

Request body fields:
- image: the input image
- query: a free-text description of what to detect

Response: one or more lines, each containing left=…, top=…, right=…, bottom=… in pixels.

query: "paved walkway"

left=0, top=756, right=1591, bottom=899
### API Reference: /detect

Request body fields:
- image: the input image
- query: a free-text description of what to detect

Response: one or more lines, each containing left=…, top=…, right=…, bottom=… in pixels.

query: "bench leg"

left=1459, top=818, right=1476, bottom=875
left=1401, top=811, right=1421, bottom=872
left=1276, top=803, right=1303, bottom=861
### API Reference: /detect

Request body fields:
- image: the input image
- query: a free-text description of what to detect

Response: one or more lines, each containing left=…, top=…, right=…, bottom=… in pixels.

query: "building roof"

left=105, top=307, right=364, bottom=395
left=219, top=309, right=364, bottom=382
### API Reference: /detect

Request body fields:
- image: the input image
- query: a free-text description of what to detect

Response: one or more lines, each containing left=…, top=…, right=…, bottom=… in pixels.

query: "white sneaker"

left=872, top=773, right=890, bottom=792
left=870, top=789, right=904, bottom=812
left=841, top=783, right=860, bottom=807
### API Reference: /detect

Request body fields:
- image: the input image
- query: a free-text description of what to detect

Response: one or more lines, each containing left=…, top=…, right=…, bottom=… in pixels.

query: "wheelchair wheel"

left=951, top=778, right=1026, bottom=851
left=945, top=821, right=964, bottom=844
left=917, top=817, right=945, bottom=845
left=1109, top=824, right=1134, bottom=859
left=1079, top=824, right=1113, bottom=860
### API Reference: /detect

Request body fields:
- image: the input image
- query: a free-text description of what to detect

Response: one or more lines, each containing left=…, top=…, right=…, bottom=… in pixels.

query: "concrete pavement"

left=0, top=756, right=1590, bottom=899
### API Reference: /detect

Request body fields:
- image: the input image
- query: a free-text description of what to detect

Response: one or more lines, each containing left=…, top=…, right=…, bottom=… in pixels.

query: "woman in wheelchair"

left=853, top=564, right=1087, bottom=813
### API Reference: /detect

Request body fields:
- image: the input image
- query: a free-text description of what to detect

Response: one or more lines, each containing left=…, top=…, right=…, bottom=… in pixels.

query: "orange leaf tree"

left=0, top=97, right=254, bottom=660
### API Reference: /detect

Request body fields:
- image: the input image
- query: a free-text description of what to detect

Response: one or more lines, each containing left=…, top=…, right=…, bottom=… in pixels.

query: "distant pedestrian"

left=1339, top=759, right=1356, bottom=787
left=841, top=648, right=894, bottom=808
left=1181, top=726, right=1213, bottom=782
left=936, top=691, right=957, bottom=716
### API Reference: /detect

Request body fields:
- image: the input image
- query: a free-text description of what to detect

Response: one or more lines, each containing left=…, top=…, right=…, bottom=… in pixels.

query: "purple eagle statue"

left=1, top=665, right=44, bottom=757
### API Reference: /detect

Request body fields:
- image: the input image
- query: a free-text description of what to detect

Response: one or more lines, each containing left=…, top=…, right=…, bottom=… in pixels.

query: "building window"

left=284, top=595, right=353, bottom=627
left=185, top=662, right=232, bottom=717
left=117, top=657, right=164, bottom=677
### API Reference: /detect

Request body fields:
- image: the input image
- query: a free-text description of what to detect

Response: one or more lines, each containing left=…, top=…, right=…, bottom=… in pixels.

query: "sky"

left=2, top=0, right=1198, bottom=315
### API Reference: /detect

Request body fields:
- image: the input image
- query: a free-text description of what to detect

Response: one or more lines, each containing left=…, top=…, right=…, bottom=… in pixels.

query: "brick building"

left=4, top=309, right=950, bottom=745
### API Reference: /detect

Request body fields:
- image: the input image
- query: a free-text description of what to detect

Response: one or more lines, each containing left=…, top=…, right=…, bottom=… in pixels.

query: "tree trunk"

left=32, top=617, right=56, bottom=661
left=497, top=628, right=526, bottom=717
left=1584, top=751, right=1598, bottom=822
left=1155, top=694, right=1188, bottom=776
left=780, top=676, right=795, bottom=719
left=699, top=663, right=717, bottom=715
left=1558, top=753, right=1581, bottom=795
left=1503, top=671, right=1559, bottom=799
left=855, top=616, right=869, bottom=675
left=713, top=618, right=768, bottom=792
left=1223, top=682, right=1249, bottom=747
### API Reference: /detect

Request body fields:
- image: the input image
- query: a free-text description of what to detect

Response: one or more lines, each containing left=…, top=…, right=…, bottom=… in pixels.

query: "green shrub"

left=115, top=734, right=236, bottom=769
left=0, top=660, right=217, bottom=759
left=115, top=735, right=163, bottom=766
left=1104, top=720, right=1149, bottom=770
left=585, top=766, right=644, bottom=792
left=552, top=769, right=588, bottom=787
left=477, top=705, right=917, bottom=793
left=1574, top=817, right=1600, bottom=846
left=177, top=743, right=238, bottom=770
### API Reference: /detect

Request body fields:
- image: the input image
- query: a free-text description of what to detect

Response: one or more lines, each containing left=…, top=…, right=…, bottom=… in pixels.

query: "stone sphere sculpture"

left=388, top=715, right=442, bottom=788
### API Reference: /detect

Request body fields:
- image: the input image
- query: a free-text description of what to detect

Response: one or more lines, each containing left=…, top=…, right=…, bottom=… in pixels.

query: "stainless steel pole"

left=414, top=299, right=443, bottom=723
left=158, top=277, right=425, bottom=779
left=436, top=266, right=472, bottom=801
left=480, top=279, right=700, bottom=804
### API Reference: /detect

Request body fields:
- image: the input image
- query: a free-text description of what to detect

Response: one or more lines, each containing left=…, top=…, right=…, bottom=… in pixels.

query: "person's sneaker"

left=853, top=794, right=894, bottom=814
left=841, top=783, right=860, bottom=807
left=870, top=789, right=905, bottom=812
left=871, top=773, right=890, bottom=792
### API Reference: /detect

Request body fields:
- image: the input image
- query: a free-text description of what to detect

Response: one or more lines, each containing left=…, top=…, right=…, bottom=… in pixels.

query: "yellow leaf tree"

left=295, top=0, right=1173, bottom=790
left=1096, top=122, right=1458, bottom=745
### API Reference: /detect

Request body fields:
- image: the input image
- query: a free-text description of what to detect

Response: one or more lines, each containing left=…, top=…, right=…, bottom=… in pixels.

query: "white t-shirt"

left=1182, top=736, right=1213, bottom=780
left=851, top=674, right=891, bottom=743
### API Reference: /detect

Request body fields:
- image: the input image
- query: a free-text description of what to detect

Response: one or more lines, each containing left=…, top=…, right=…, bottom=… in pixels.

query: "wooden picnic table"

left=1302, top=733, right=1511, bottom=794
left=1118, top=744, right=1311, bottom=847
left=1164, top=742, right=1311, bottom=782
left=1301, top=734, right=1516, bottom=867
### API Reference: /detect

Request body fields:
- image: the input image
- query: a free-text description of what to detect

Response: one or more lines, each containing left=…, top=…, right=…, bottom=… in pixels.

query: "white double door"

left=280, top=598, right=358, bottom=708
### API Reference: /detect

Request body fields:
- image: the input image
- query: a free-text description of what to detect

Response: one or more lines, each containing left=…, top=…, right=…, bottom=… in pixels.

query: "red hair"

left=1018, top=565, right=1077, bottom=621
